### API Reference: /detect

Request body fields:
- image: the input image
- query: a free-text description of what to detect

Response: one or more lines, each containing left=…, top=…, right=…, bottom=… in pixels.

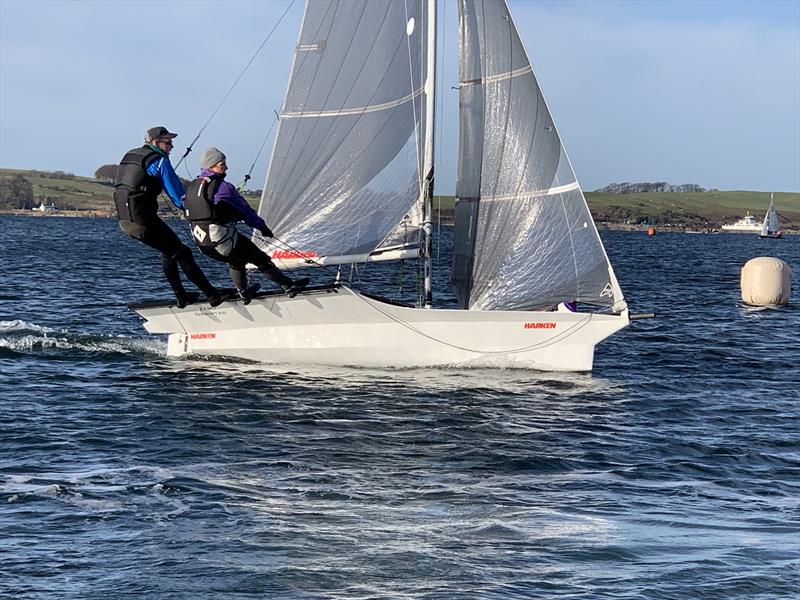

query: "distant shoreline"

left=3, top=168, right=799, bottom=231
left=1, top=208, right=114, bottom=218
left=3, top=209, right=796, bottom=234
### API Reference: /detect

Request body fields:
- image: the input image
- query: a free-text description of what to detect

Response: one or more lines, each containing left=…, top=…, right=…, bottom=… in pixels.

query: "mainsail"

left=452, top=0, right=626, bottom=312
left=257, top=0, right=430, bottom=266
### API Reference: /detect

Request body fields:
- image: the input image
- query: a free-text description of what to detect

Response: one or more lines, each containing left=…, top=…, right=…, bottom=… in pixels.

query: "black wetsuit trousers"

left=119, top=218, right=216, bottom=296
left=199, top=234, right=293, bottom=291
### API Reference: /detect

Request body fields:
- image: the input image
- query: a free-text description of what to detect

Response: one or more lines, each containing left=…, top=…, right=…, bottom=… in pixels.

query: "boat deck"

left=128, top=284, right=342, bottom=310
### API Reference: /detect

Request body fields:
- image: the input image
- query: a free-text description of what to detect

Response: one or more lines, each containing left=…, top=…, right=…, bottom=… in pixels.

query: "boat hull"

left=131, top=286, right=629, bottom=371
left=721, top=226, right=762, bottom=233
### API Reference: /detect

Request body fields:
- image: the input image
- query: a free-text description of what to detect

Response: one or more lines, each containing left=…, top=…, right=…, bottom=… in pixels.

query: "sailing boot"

left=236, top=282, right=261, bottom=305
left=174, top=246, right=228, bottom=307
left=282, top=278, right=310, bottom=299
left=259, top=263, right=304, bottom=297
left=175, top=290, right=200, bottom=309
left=206, top=289, right=236, bottom=307
left=165, top=255, right=193, bottom=308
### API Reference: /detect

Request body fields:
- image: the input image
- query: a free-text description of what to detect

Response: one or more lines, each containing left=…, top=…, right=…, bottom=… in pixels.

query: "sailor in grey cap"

left=200, top=147, right=226, bottom=169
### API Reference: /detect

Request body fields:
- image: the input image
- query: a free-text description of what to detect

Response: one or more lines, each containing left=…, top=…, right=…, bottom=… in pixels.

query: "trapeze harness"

left=184, top=174, right=240, bottom=255
left=113, top=146, right=163, bottom=224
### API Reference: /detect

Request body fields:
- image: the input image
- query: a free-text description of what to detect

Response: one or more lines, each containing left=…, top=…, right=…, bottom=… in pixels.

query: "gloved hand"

left=258, top=224, right=274, bottom=238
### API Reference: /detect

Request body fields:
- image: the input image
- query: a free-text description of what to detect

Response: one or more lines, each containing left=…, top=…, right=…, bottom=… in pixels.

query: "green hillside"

left=584, top=190, right=800, bottom=229
left=1, top=168, right=798, bottom=231
left=0, top=168, right=112, bottom=211
left=0, top=167, right=263, bottom=215
left=440, top=190, right=800, bottom=230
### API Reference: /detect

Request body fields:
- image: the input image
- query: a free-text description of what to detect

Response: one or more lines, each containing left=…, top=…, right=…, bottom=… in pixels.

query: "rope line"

left=353, top=290, right=595, bottom=355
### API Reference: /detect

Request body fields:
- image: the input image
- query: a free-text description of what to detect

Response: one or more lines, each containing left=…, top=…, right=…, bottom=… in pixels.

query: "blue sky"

left=1, top=0, right=798, bottom=193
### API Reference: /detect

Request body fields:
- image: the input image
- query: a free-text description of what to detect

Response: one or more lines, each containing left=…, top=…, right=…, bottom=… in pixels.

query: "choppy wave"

left=0, top=319, right=55, bottom=334
left=0, top=218, right=798, bottom=598
left=0, top=319, right=166, bottom=357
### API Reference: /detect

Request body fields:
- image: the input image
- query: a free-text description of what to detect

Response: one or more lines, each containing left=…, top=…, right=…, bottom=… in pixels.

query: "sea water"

left=1, top=216, right=798, bottom=598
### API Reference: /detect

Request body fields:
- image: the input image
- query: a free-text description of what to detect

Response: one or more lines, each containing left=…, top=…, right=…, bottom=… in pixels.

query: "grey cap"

left=146, top=126, right=177, bottom=142
left=200, top=147, right=226, bottom=169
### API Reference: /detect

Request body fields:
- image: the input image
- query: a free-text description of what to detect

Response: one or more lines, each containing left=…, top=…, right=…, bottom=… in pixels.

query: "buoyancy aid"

left=183, top=175, right=223, bottom=223
left=184, top=174, right=239, bottom=248
left=113, top=146, right=163, bottom=223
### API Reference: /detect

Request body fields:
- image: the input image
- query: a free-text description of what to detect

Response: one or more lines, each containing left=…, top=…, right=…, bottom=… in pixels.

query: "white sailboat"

left=131, top=0, right=631, bottom=371
left=759, top=193, right=782, bottom=239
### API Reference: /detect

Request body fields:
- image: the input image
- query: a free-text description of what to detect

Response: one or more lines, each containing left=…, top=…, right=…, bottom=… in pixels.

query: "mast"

left=422, top=0, right=437, bottom=308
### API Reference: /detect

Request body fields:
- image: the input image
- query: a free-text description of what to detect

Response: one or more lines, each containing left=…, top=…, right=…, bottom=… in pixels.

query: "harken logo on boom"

left=272, top=250, right=318, bottom=260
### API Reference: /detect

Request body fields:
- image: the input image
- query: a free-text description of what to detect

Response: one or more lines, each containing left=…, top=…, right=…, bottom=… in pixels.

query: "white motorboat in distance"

left=721, top=212, right=762, bottom=233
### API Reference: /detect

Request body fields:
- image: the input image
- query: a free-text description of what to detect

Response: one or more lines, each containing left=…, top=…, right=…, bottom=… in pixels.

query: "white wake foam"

left=0, top=322, right=166, bottom=356
left=0, top=319, right=55, bottom=334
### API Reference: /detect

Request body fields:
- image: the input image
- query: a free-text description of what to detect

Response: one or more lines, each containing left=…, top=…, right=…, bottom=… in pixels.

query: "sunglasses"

left=157, top=139, right=174, bottom=145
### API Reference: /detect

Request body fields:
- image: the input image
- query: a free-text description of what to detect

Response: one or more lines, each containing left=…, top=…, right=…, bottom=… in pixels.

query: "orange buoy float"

left=647, top=226, right=656, bottom=236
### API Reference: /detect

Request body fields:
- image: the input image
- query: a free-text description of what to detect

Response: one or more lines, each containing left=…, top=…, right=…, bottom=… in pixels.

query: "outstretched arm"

left=215, top=182, right=269, bottom=231
left=147, top=157, right=185, bottom=209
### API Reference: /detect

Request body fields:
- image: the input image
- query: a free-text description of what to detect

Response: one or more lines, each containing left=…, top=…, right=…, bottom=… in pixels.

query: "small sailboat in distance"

left=759, top=193, right=782, bottom=239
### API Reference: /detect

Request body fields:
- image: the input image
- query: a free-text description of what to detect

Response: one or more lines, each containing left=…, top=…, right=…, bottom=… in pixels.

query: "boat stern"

left=166, top=332, right=189, bottom=357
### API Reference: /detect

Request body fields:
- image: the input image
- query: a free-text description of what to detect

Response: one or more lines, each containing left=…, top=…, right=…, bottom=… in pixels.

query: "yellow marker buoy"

left=741, top=257, right=791, bottom=306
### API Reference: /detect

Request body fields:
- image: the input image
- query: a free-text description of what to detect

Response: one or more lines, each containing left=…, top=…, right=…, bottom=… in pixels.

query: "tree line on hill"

left=0, top=174, right=34, bottom=209
left=594, top=182, right=715, bottom=194
left=0, top=169, right=80, bottom=209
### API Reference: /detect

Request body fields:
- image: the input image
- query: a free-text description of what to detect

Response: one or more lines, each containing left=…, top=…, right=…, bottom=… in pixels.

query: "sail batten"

left=481, top=181, right=581, bottom=202
left=460, top=64, right=533, bottom=87
left=282, top=86, right=425, bottom=119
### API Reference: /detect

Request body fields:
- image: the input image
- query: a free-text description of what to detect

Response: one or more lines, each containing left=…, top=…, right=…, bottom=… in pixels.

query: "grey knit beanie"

left=200, top=147, right=226, bottom=169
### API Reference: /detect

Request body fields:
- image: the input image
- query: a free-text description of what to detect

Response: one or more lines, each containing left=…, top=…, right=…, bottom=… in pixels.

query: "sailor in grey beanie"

left=200, top=147, right=226, bottom=169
